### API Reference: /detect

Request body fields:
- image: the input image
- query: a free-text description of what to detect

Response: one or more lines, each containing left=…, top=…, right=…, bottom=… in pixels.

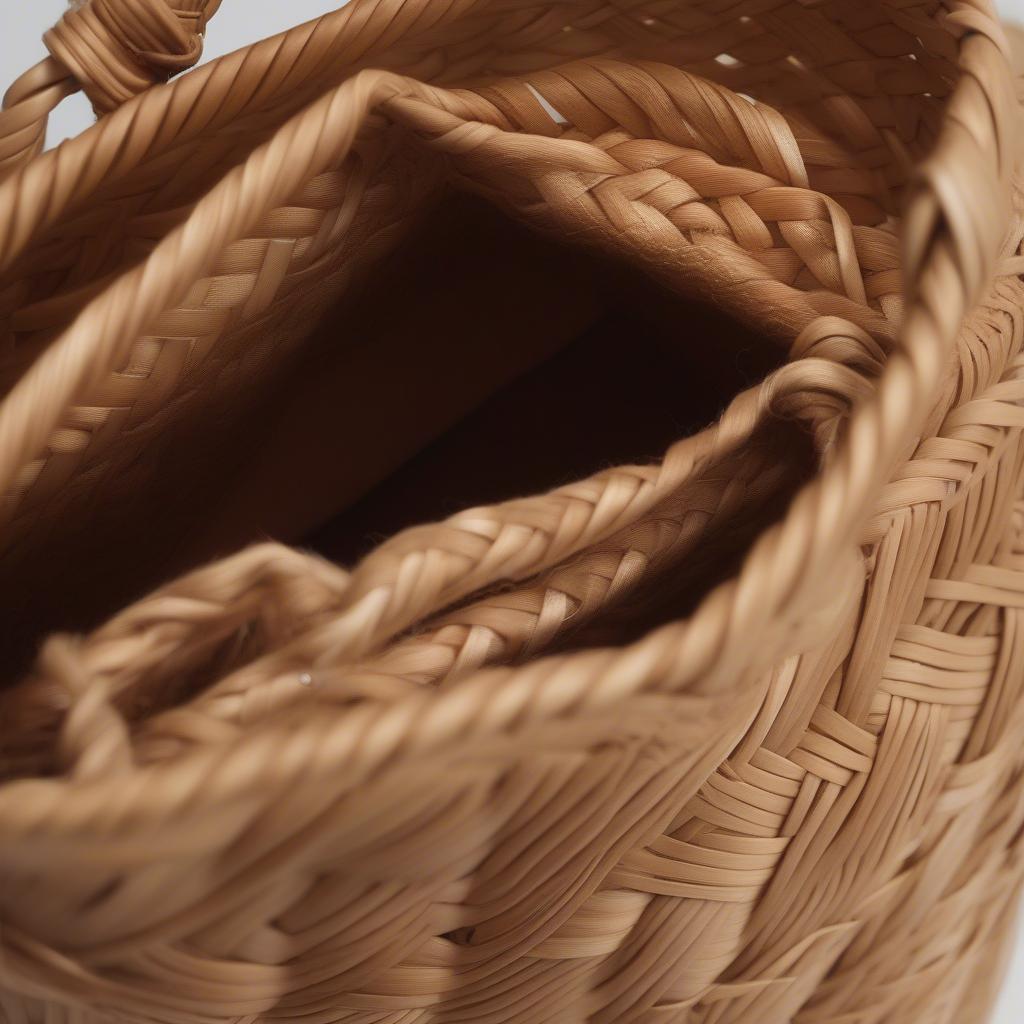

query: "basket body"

left=0, top=0, right=1022, bottom=1022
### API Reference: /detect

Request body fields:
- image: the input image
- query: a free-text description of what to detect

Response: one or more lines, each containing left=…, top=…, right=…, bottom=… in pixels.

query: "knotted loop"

left=44, top=0, right=217, bottom=114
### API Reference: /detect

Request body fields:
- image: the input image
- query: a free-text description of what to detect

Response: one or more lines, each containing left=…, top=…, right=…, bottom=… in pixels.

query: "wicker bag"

left=0, top=0, right=1022, bottom=1020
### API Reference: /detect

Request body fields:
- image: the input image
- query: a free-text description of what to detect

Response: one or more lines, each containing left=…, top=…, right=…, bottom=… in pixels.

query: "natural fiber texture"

left=0, top=0, right=1023, bottom=1022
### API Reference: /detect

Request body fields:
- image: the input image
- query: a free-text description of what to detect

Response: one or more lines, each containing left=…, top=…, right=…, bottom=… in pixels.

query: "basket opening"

left=0, top=3, right=950, bottom=688
left=0, top=194, right=811, bottom=684
left=302, top=195, right=796, bottom=566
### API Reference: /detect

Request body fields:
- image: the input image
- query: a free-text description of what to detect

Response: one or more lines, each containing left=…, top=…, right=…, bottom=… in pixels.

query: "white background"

left=2, top=1, right=1023, bottom=1020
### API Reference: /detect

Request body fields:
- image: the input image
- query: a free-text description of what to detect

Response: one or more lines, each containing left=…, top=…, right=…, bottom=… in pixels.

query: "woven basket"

left=0, top=0, right=1022, bottom=1020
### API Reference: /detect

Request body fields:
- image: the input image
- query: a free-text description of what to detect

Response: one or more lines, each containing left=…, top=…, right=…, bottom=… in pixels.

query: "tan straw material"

left=0, top=0, right=1024, bottom=1021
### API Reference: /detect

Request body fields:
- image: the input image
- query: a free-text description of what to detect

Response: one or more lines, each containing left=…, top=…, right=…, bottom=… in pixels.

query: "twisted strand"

left=0, top=59, right=76, bottom=181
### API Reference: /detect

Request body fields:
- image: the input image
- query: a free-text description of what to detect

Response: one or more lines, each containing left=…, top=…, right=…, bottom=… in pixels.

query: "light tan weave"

left=0, top=0, right=1022, bottom=1021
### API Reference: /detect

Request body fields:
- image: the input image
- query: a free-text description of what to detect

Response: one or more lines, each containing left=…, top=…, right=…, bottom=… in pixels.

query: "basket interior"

left=0, top=191, right=818, bottom=678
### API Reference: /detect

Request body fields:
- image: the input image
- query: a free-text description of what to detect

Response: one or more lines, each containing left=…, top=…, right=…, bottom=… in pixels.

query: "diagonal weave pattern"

left=0, top=0, right=1022, bottom=1022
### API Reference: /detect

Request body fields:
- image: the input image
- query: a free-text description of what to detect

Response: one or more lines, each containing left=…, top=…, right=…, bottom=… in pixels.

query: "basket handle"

left=0, top=0, right=226, bottom=181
